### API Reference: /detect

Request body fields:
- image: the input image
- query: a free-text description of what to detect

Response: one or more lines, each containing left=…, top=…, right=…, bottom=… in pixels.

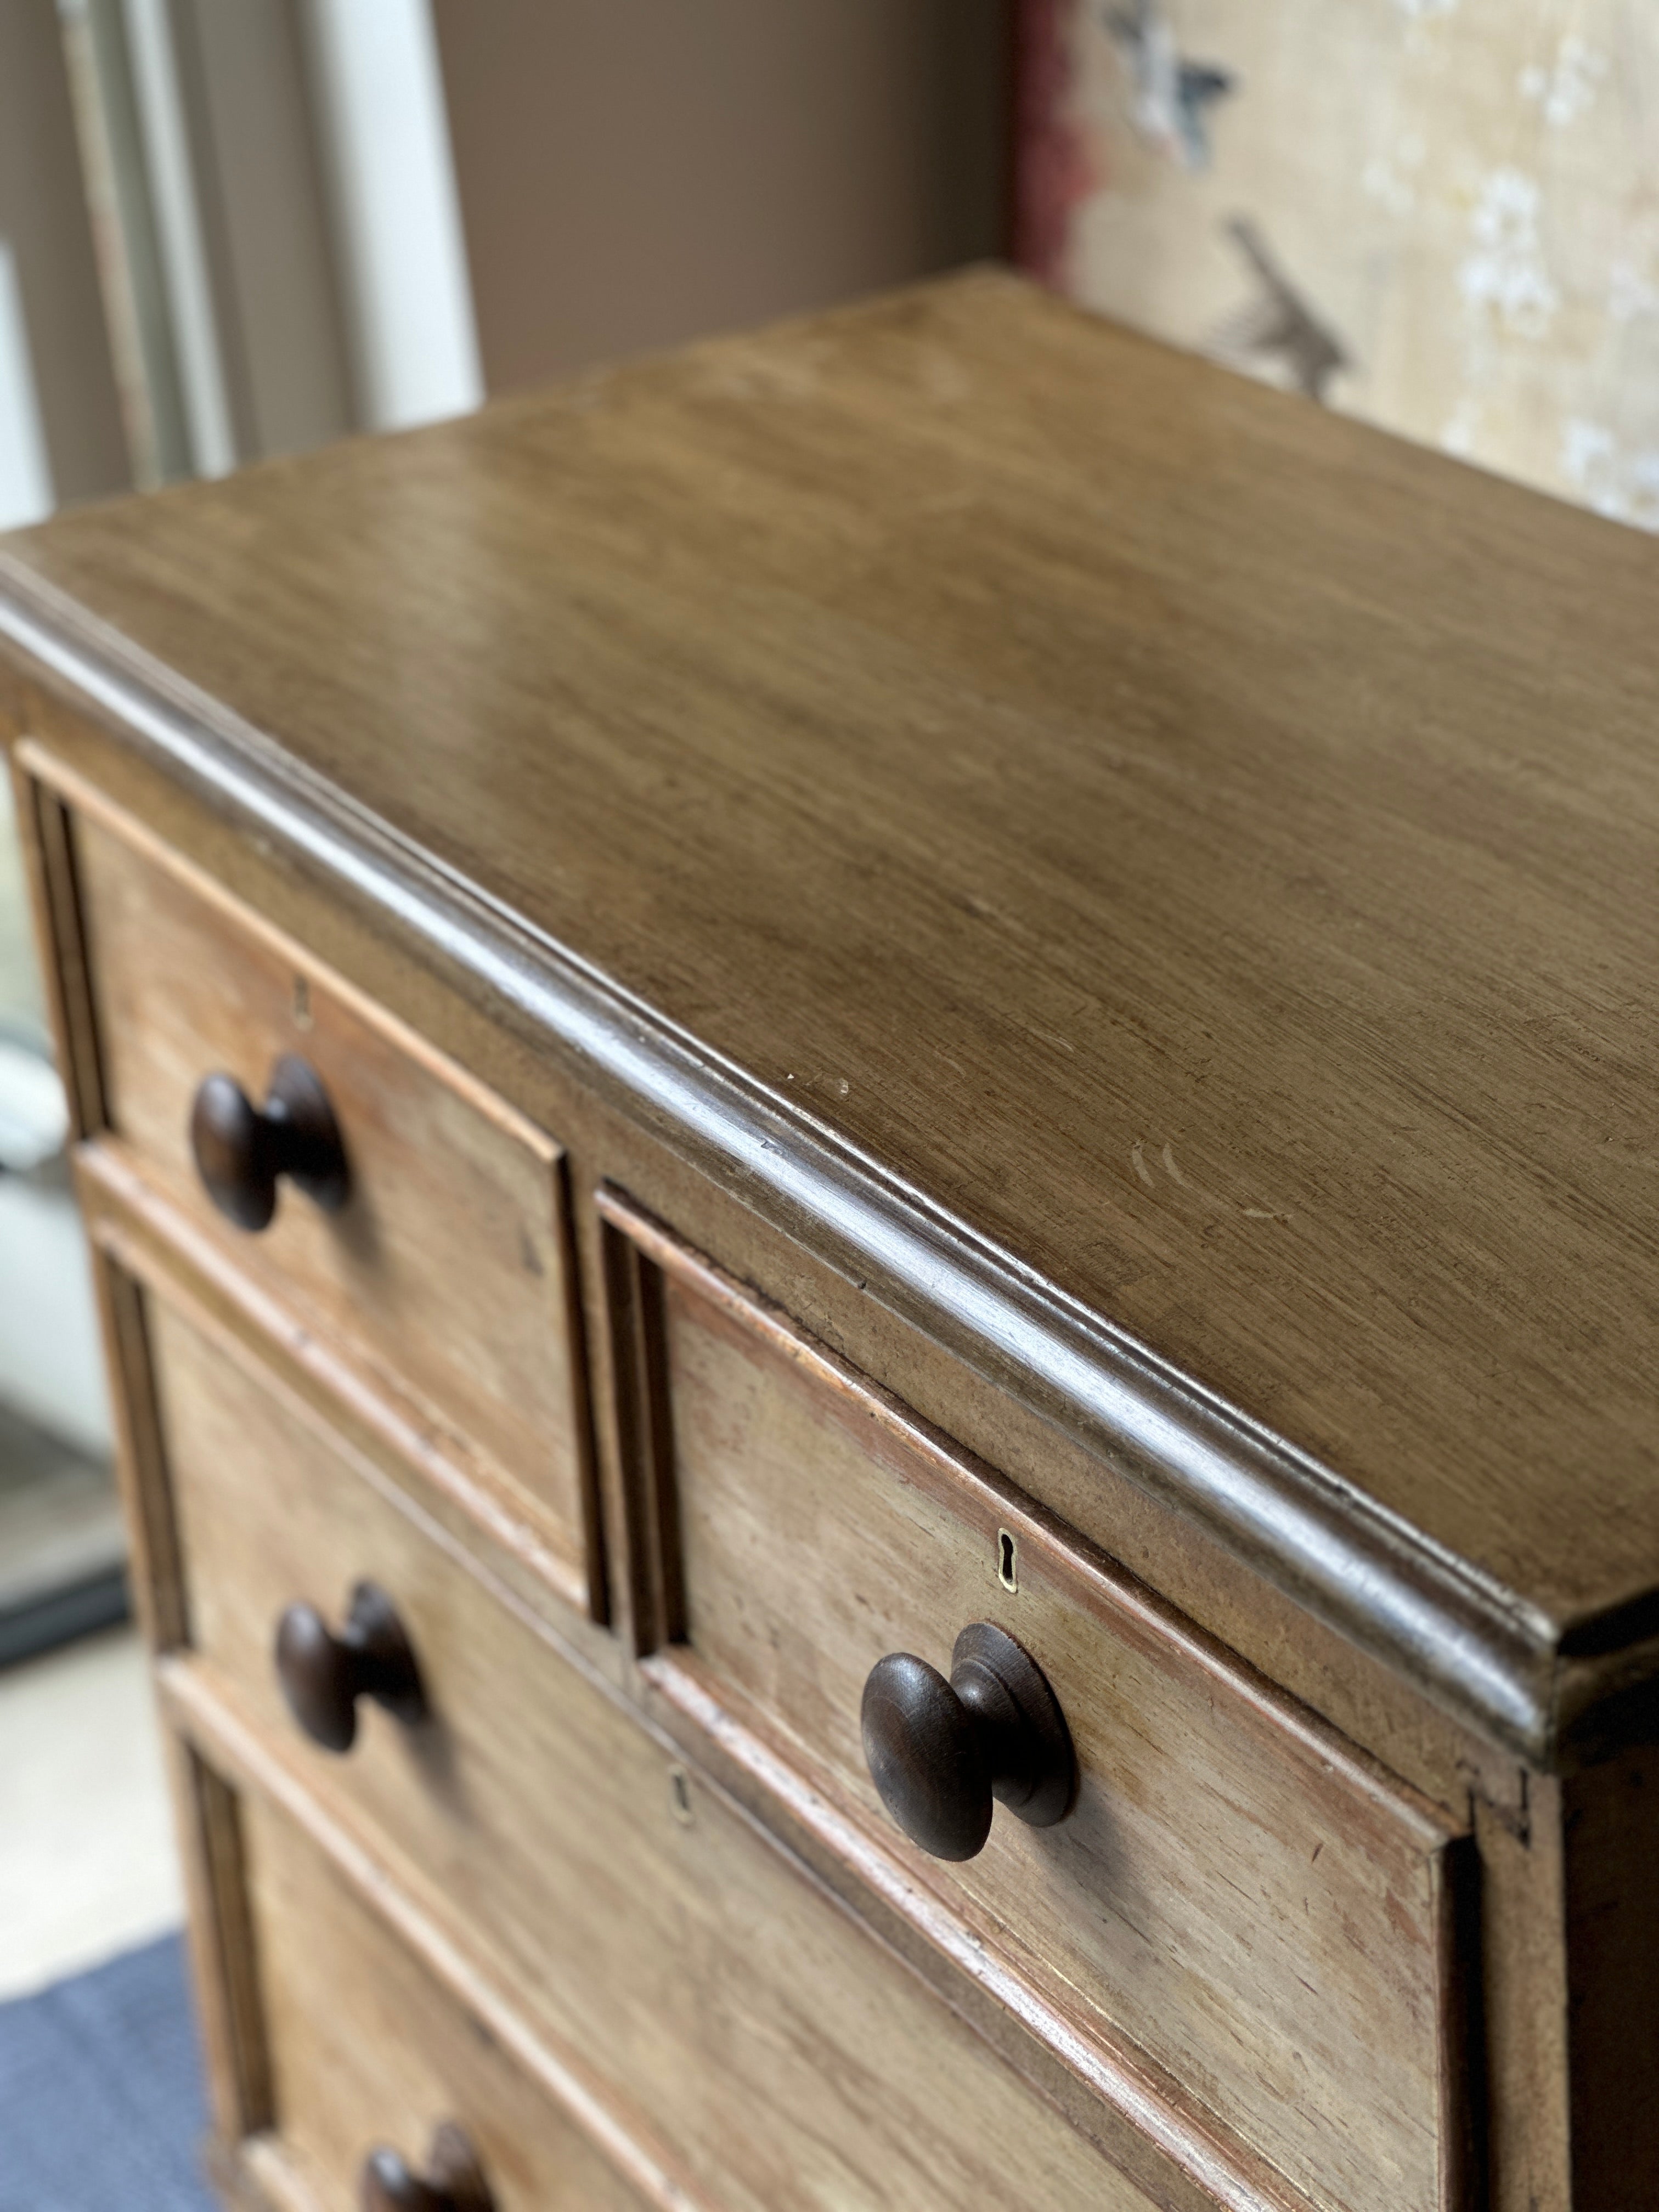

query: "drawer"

left=235, top=1786, right=650, bottom=2212
left=143, top=1274, right=1178, bottom=2212
left=63, top=789, right=595, bottom=1606
left=603, top=1202, right=1476, bottom=2212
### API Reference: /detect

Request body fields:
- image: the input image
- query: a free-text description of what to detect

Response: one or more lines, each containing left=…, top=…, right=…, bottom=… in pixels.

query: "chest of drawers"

left=5, top=270, right=1658, bottom=2212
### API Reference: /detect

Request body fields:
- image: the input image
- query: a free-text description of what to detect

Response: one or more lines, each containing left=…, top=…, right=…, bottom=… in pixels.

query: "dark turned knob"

left=861, top=1621, right=1076, bottom=1862
left=274, top=1581, right=426, bottom=1754
left=189, top=1052, right=348, bottom=1232
left=361, top=2123, right=494, bottom=2212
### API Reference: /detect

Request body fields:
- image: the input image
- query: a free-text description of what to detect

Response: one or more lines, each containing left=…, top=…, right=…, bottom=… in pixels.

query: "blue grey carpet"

left=0, top=1933, right=217, bottom=2211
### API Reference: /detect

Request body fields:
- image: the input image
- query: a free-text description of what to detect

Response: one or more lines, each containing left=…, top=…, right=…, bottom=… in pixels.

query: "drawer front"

left=67, top=795, right=594, bottom=1602
left=146, top=1285, right=1171, bottom=2212
left=239, top=1788, right=649, bottom=2212
left=607, top=1206, right=1473, bottom=2212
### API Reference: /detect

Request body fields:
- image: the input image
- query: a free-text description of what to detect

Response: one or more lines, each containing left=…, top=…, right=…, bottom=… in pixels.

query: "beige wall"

left=433, top=0, right=1009, bottom=393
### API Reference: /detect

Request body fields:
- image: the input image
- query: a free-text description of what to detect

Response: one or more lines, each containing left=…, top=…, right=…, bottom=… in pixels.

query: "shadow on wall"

left=432, top=0, right=1011, bottom=392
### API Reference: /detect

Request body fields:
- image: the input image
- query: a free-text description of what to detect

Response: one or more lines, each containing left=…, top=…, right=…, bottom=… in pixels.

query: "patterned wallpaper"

left=1014, top=0, right=1659, bottom=529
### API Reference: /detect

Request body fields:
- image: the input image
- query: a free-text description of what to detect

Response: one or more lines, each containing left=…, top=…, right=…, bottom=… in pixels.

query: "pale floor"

left=0, top=1624, right=184, bottom=2000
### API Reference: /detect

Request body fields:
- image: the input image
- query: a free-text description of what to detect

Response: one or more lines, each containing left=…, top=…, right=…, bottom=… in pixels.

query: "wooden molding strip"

left=0, top=556, right=1579, bottom=1763
left=642, top=1651, right=1314, bottom=2212
left=79, top=1142, right=589, bottom=1622
left=601, top=1182, right=1467, bottom=1844
left=157, top=1655, right=718, bottom=2212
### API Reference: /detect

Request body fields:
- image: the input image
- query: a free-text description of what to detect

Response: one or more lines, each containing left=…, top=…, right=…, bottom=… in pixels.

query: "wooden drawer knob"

left=189, top=1052, right=348, bottom=1231
left=861, top=1621, right=1076, bottom=1861
left=274, top=1581, right=426, bottom=1753
left=361, top=2122, right=494, bottom=2212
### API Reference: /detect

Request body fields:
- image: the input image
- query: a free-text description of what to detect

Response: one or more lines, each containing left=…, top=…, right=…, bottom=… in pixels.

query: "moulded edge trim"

left=0, top=556, right=1588, bottom=1765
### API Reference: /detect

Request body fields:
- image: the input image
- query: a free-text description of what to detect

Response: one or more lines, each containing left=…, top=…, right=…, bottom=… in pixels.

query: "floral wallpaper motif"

left=1015, top=0, right=1659, bottom=529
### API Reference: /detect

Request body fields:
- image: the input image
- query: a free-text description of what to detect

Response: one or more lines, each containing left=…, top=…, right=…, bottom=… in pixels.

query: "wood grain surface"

left=65, top=789, right=598, bottom=1611
left=4, top=269, right=1657, bottom=1695
left=239, top=1790, right=652, bottom=2212
left=622, top=1210, right=1472, bottom=2212
left=138, top=1282, right=1195, bottom=2212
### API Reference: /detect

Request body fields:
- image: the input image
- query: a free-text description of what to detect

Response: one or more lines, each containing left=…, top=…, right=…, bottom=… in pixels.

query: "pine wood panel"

left=620, top=1212, right=1472, bottom=2212
left=237, top=1790, right=651, bottom=2212
left=6, top=270, right=1659, bottom=1658
left=142, top=1284, right=1198, bottom=2212
left=66, top=792, right=597, bottom=1611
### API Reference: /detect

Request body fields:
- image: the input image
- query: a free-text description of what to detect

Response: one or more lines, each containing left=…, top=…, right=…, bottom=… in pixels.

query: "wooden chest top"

left=6, top=267, right=1658, bottom=1764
